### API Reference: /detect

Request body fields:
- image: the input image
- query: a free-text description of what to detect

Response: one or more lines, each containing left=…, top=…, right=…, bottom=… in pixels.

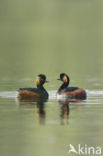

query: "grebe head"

left=36, top=74, right=48, bottom=87
left=57, top=73, right=70, bottom=84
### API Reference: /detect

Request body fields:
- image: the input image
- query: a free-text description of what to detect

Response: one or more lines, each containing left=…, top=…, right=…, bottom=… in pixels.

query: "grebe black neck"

left=36, top=74, right=48, bottom=89
left=57, top=73, right=70, bottom=91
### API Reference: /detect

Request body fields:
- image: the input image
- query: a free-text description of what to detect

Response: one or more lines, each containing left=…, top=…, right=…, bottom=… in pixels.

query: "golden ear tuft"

left=36, top=77, right=41, bottom=85
left=63, top=76, right=67, bottom=82
left=36, top=77, right=44, bottom=86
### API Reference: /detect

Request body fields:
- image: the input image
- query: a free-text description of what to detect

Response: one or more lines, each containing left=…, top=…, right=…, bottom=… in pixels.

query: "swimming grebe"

left=57, top=73, right=87, bottom=100
left=17, top=74, right=49, bottom=101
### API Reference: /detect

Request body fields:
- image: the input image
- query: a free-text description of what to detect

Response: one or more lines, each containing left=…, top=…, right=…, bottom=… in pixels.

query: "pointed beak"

left=45, top=80, right=49, bottom=83
left=57, top=78, right=61, bottom=80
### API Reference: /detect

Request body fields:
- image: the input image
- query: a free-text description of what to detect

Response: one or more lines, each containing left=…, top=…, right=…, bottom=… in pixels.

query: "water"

left=0, top=0, right=103, bottom=156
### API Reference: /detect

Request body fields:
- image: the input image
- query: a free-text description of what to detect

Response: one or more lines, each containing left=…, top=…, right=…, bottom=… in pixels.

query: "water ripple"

left=0, top=91, right=17, bottom=98
left=0, top=90, right=103, bottom=104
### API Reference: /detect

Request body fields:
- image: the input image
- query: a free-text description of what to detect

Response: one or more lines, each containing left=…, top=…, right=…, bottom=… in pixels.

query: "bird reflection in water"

left=58, top=98, right=70, bottom=125
left=58, top=98, right=85, bottom=125
left=36, top=99, right=46, bottom=124
left=17, top=96, right=47, bottom=125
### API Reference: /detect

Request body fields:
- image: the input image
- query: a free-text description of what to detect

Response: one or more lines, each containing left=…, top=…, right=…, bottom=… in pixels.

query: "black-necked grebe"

left=17, top=74, right=49, bottom=101
left=57, top=73, right=87, bottom=100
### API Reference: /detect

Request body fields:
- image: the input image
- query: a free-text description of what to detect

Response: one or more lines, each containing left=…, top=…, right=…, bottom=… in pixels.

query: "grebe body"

left=17, top=74, right=48, bottom=102
left=57, top=73, right=87, bottom=100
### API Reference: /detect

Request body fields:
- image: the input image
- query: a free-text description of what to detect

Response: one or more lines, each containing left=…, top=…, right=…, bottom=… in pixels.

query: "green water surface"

left=0, top=0, right=103, bottom=156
